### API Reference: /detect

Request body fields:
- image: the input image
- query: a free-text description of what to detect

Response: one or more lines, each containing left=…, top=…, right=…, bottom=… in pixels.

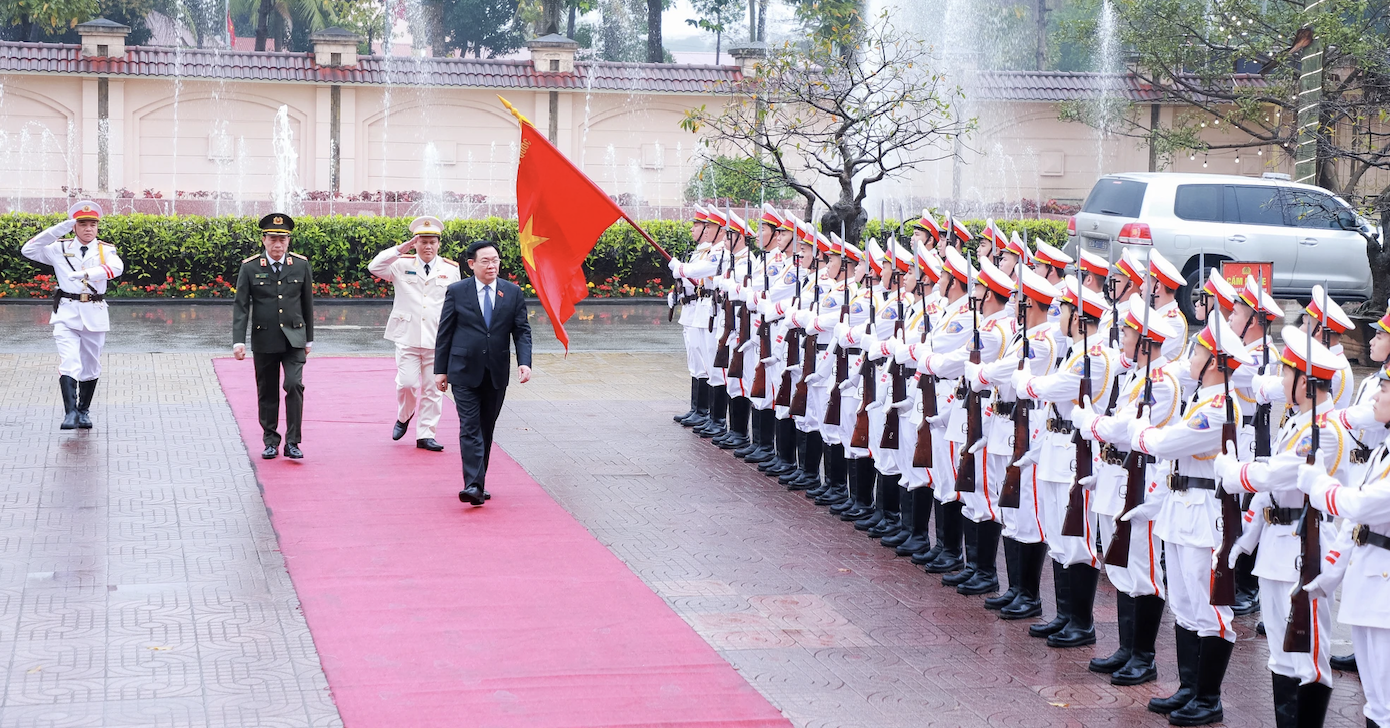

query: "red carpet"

left=213, top=357, right=790, bottom=728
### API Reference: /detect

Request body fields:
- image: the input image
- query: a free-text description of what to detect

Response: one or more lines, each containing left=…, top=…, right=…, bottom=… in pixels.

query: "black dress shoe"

left=283, top=443, right=304, bottom=459
left=1330, top=653, right=1357, bottom=672
left=416, top=438, right=444, bottom=451
left=392, top=417, right=412, bottom=441
left=262, top=445, right=278, bottom=459
left=459, top=485, right=485, bottom=506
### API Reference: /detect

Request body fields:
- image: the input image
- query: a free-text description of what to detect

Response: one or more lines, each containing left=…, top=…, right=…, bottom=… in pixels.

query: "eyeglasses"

left=473, top=258, right=500, bottom=267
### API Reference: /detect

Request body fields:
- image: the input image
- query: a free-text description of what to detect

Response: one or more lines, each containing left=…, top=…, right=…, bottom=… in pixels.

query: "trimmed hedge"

left=0, top=213, right=1069, bottom=299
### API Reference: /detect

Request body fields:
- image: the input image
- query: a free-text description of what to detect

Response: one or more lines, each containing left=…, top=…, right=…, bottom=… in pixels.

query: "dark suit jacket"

left=434, top=277, right=532, bottom=389
left=232, top=252, right=314, bottom=352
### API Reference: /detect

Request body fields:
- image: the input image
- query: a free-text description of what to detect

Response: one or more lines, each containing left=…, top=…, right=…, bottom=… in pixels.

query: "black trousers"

left=253, top=349, right=305, bottom=447
left=453, top=370, right=506, bottom=488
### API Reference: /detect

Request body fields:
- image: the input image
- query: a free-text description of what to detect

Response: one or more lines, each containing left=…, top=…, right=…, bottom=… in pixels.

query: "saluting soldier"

left=232, top=213, right=314, bottom=460
left=368, top=215, right=462, bottom=451
left=22, top=201, right=124, bottom=429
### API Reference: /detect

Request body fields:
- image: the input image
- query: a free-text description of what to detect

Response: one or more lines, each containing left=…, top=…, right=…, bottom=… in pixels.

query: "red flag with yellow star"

left=500, top=97, right=634, bottom=352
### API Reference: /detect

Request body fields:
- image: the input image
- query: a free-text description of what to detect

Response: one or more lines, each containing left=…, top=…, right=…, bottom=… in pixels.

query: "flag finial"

left=497, top=95, right=533, bottom=127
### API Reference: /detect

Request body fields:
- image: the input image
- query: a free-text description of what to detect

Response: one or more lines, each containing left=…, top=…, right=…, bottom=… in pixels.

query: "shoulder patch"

left=288, top=252, right=308, bottom=260
left=1187, top=411, right=1212, bottom=430
left=946, top=321, right=964, bottom=334
left=438, top=257, right=459, bottom=267
left=242, top=254, right=260, bottom=263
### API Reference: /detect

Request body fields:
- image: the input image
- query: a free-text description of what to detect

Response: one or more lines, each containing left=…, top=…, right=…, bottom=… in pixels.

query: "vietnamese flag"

left=500, top=96, right=651, bottom=351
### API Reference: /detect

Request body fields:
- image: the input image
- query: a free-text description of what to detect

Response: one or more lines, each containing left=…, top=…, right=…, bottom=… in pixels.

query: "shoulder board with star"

left=1209, top=394, right=1225, bottom=409
left=288, top=252, right=308, bottom=260
left=400, top=254, right=417, bottom=258
left=242, top=254, right=261, bottom=263
left=1089, top=343, right=1106, bottom=356
left=438, top=257, right=459, bottom=267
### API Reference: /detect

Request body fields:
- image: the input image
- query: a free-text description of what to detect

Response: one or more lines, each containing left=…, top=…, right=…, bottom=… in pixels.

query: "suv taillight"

left=1118, top=222, right=1152, bottom=245
left=1067, top=216, right=1076, bottom=236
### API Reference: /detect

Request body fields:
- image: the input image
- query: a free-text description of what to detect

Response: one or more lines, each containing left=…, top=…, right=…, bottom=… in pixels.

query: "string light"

left=1203, top=155, right=1209, bottom=168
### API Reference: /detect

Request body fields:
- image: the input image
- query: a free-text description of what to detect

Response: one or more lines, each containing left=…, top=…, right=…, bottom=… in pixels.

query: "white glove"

left=1120, top=499, right=1162, bottom=523
left=839, top=375, right=862, bottom=393
left=1299, top=572, right=1337, bottom=602
left=1078, top=474, right=1097, bottom=491
left=667, top=258, right=681, bottom=273
left=968, top=437, right=987, bottom=455
left=1297, top=460, right=1330, bottom=499
left=1213, top=443, right=1242, bottom=492
left=783, top=365, right=802, bottom=380
left=737, top=338, right=757, bottom=353
left=760, top=356, right=778, bottom=366
left=1126, top=414, right=1153, bottom=448
left=45, top=218, right=77, bottom=238
left=833, top=323, right=851, bottom=346
left=1010, top=368, right=1032, bottom=397
left=890, top=398, right=915, bottom=412
left=667, top=291, right=677, bottom=307
left=894, top=341, right=915, bottom=365
left=927, top=411, right=951, bottom=428
left=1227, top=530, right=1256, bottom=569
left=803, top=371, right=825, bottom=386
left=1012, top=448, right=1038, bottom=468
left=305, top=342, right=313, bottom=354
left=1073, top=401, right=1098, bottom=440
left=868, top=341, right=891, bottom=362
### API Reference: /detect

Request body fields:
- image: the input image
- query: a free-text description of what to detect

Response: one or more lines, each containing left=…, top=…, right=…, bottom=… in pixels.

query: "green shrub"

left=0, top=213, right=1069, bottom=298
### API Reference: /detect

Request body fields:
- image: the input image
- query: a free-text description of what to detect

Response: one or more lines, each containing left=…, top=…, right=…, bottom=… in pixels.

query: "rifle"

left=790, top=247, right=820, bottom=417
left=955, top=246, right=982, bottom=494
left=850, top=251, right=878, bottom=449
left=712, top=246, right=735, bottom=369
left=1210, top=308, right=1242, bottom=606
left=750, top=247, right=772, bottom=399
left=775, top=240, right=804, bottom=408
left=880, top=241, right=907, bottom=450
left=1253, top=268, right=1272, bottom=458
left=707, top=248, right=725, bottom=334
left=1105, top=250, right=1155, bottom=566
left=727, top=235, right=753, bottom=380
left=999, top=243, right=1030, bottom=509
left=825, top=252, right=852, bottom=427
left=1061, top=267, right=1094, bottom=537
left=913, top=224, right=948, bottom=469
left=1284, top=286, right=1327, bottom=652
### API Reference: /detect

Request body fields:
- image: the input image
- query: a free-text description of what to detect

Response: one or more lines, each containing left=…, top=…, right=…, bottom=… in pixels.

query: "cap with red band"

left=1123, top=294, right=1178, bottom=344
left=692, top=204, right=709, bottom=223
left=1305, top=285, right=1353, bottom=334
left=1078, top=250, right=1108, bottom=277
left=917, top=248, right=942, bottom=283
left=759, top=202, right=783, bottom=228
left=1148, top=249, right=1186, bottom=290
left=69, top=200, right=103, bottom=221
left=1114, top=248, right=1142, bottom=281
left=1278, top=325, right=1347, bottom=381
left=942, top=247, right=973, bottom=284
left=1033, top=241, right=1072, bottom=270
left=1238, top=276, right=1284, bottom=321
left=841, top=241, right=864, bottom=263
left=1195, top=312, right=1254, bottom=368
left=1019, top=266, right=1058, bottom=306
left=976, top=259, right=1016, bottom=297
left=1004, top=230, right=1031, bottom=263
left=1201, top=269, right=1237, bottom=313
left=916, top=209, right=942, bottom=240
left=1371, top=298, right=1390, bottom=335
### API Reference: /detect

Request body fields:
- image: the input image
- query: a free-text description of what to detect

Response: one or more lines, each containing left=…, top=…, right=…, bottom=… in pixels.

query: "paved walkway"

left=0, top=347, right=1371, bottom=727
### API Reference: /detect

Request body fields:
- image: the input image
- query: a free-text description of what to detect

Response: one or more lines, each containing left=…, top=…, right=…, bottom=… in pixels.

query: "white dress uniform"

left=368, top=225, right=461, bottom=442
left=21, top=204, right=124, bottom=381
left=1299, top=426, right=1390, bottom=727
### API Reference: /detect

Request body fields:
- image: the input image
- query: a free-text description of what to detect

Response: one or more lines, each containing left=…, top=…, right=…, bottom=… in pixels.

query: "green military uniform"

left=233, top=214, right=314, bottom=453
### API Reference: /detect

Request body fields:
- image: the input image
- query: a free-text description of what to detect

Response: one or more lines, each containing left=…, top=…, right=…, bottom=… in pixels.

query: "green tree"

left=1, top=0, right=99, bottom=41
left=229, top=0, right=334, bottom=50
left=328, top=0, right=383, bottom=51
left=685, top=156, right=794, bottom=204
left=682, top=11, right=973, bottom=244
left=439, top=0, right=524, bottom=57
left=686, top=0, right=740, bottom=63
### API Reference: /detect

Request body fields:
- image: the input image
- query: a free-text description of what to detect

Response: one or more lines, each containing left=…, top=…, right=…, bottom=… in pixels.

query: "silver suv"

left=1065, top=172, right=1379, bottom=321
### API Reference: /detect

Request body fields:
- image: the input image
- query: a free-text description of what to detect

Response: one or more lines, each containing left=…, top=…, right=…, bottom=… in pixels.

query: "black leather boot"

left=814, top=445, right=848, bottom=505
left=895, top=487, right=933, bottom=555
left=924, top=501, right=965, bottom=572
left=1030, top=561, right=1072, bottom=638
left=985, top=537, right=1021, bottom=609
left=1296, top=680, right=1332, bottom=728
left=1233, top=550, right=1260, bottom=616
left=831, top=457, right=866, bottom=515
left=680, top=379, right=711, bottom=427
left=1048, top=563, right=1098, bottom=647
left=914, top=499, right=950, bottom=565
left=743, top=410, right=776, bottom=463
left=735, top=405, right=763, bottom=458
left=1270, top=673, right=1301, bottom=728
left=758, top=416, right=792, bottom=472
left=696, top=385, right=728, bottom=437
left=1331, top=654, right=1358, bottom=672
left=958, top=520, right=1002, bottom=595
left=791, top=431, right=823, bottom=491
left=942, top=518, right=979, bottom=586
left=75, top=378, right=97, bottom=429
left=717, top=397, right=751, bottom=449
left=59, top=375, right=80, bottom=430
left=1112, top=594, right=1163, bottom=685
left=1001, top=541, right=1046, bottom=620
left=854, top=470, right=890, bottom=531
left=675, top=376, right=698, bottom=422
left=866, top=475, right=903, bottom=536
left=1149, top=626, right=1201, bottom=714
left=1167, top=636, right=1233, bottom=726
left=838, top=459, right=878, bottom=520
left=881, top=485, right=914, bottom=547
left=780, top=429, right=810, bottom=485
left=1090, top=592, right=1134, bottom=673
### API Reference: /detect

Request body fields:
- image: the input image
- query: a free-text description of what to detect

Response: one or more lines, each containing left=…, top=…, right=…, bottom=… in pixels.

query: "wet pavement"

left=0, top=300, right=682, bottom=355
left=0, top=306, right=1373, bottom=728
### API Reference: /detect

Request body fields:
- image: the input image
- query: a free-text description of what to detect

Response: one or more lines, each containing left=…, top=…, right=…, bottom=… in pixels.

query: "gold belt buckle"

left=1168, top=473, right=1183, bottom=491
left=1263, top=506, right=1278, bottom=525
left=1352, top=524, right=1368, bottom=546
left=78, top=292, right=90, bottom=303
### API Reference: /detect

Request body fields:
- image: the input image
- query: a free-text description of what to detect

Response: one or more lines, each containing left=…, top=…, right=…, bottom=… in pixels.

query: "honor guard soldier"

left=368, top=215, right=461, bottom=451
left=672, top=205, right=719, bottom=427
left=1125, top=312, right=1251, bottom=726
left=1251, top=286, right=1356, bottom=413
left=1214, top=325, right=1350, bottom=728
left=1296, top=367, right=1390, bottom=728
left=1074, top=296, right=1182, bottom=687
left=22, top=201, right=124, bottom=429
left=232, top=213, right=314, bottom=459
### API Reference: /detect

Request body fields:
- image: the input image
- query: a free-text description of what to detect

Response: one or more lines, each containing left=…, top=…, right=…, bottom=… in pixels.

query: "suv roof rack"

left=1261, top=172, right=1292, bottom=181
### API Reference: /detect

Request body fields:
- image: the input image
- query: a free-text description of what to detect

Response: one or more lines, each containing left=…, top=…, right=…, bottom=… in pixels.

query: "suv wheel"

left=1177, top=255, right=1229, bottom=325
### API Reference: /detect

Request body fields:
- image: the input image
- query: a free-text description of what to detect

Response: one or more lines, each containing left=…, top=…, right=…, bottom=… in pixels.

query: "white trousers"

left=1258, top=577, right=1332, bottom=686
left=1039, top=479, right=1095, bottom=566
left=395, top=344, right=443, bottom=439
left=1167, top=543, right=1236, bottom=642
left=961, top=450, right=1002, bottom=523
left=682, top=325, right=709, bottom=378
left=53, top=324, right=104, bottom=380
left=1097, top=516, right=1165, bottom=598
left=1001, top=464, right=1045, bottom=544
left=1353, top=625, right=1390, bottom=726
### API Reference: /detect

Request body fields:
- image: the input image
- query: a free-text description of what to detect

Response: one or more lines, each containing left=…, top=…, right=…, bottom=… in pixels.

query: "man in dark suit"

left=232, top=213, right=314, bottom=460
left=434, top=240, right=532, bottom=505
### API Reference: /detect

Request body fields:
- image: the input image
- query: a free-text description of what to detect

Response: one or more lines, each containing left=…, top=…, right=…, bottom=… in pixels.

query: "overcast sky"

left=659, top=0, right=800, bottom=52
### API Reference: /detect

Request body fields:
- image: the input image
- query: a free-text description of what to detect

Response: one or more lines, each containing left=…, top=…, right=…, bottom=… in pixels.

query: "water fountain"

left=272, top=105, right=301, bottom=214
